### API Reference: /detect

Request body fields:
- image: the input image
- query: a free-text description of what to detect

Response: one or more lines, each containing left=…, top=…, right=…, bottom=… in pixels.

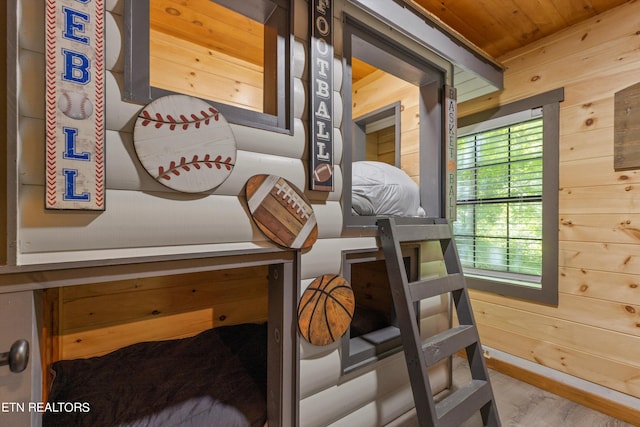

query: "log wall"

left=11, top=1, right=452, bottom=425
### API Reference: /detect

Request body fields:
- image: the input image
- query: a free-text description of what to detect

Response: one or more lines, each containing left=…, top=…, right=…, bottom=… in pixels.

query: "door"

left=0, top=291, right=39, bottom=427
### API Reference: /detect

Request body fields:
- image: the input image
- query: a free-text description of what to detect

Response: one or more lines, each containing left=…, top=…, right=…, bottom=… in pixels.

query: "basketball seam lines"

left=299, top=275, right=353, bottom=344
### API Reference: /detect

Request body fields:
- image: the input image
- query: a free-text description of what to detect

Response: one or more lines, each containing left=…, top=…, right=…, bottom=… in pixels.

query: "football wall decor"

left=245, top=174, right=318, bottom=250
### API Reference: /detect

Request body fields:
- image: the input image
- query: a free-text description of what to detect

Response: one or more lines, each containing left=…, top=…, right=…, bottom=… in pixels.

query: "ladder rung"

left=387, top=223, right=452, bottom=243
left=436, top=379, right=493, bottom=427
left=421, top=325, right=478, bottom=365
left=409, top=273, right=465, bottom=301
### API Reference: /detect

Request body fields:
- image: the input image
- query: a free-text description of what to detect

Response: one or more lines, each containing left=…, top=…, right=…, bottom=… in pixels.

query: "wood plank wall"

left=43, top=265, right=269, bottom=363
left=352, top=69, right=420, bottom=182
left=365, top=126, right=396, bottom=165
left=150, top=29, right=264, bottom=112
left=458, top=0, right=640, bottom=414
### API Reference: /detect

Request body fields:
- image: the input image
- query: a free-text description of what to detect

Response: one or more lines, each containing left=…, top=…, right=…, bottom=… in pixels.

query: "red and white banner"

left=45, top=0, right=105, bottom=210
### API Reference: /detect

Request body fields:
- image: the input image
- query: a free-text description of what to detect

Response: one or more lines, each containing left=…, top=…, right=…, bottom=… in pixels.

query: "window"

left=353, top=102, right=401, bottom=167
left=342, top=16, right=446, bottom=230
left=455, top=89, right=563, bottom=304
left=125, top=0, right=292, bottom=133
left=341, top=247, right=419, bottom=373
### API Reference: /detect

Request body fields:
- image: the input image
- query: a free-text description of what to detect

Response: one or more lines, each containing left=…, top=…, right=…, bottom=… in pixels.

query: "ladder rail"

left=378, top=219, right=439, bottom=424
left=377, top=217, right=501, bottom=427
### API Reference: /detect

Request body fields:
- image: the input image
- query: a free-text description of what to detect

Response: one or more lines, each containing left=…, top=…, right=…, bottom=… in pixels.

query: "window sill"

left=463, top=269, right=541, bottom=290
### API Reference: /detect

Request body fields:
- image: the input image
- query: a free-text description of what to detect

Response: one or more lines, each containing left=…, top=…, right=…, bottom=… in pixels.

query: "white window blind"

left=454, top=117, right=543, bottom=279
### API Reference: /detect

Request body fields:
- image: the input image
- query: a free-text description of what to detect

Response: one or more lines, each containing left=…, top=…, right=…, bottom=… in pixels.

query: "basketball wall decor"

left=298, top=274, right=355, bottom=346
left=133, top=94, right=236, bottom=193
left=245, top=174, right=318, bottom=250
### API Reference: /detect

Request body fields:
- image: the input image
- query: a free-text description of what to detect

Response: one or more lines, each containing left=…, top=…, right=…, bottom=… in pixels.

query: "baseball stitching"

left=158, top=154, right=233, bottom=180
left=140, top=107, right=220, bottom=130
left=60, top=92, right=71, bottom=115
left=275, top=180, right=313, bottom=220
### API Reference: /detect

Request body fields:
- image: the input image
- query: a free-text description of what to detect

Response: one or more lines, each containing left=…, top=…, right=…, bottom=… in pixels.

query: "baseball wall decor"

left=133, top=94, right=236, bottom=193
left=298, top=274, right=355, bottom=346
left=245, top=174, right=318, bottom=250
left=45, top=0, right=106, bottom=210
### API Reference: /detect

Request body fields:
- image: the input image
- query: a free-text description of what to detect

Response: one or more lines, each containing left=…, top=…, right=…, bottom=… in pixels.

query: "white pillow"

left=351, top=161, right=425, bottom=217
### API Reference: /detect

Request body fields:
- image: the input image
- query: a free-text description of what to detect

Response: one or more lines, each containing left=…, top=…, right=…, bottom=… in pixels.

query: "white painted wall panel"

left=18, top=124, right=306, bottom=194
left=312, top=201, right=343, bottom=239
left=333, top=127, right=343, bottom=165
left=18, top=186, right=264, bottom=253
left=333, top=57, right=343, bottom=92
left=294, top=40, right=306, bottom=80
left=215, top=151, right=305, bottom=195
left=105, top=72, right=142, bottom=132
left=18, top=49, right=44, bottom=120
left=229, top=118, right=306, bottom=158
left=18, top=117, right=44, bottom=186
left=294, top=78, right=306, bottom=119
left=105, top=11, right=124, bottom=72
left=18, top=0, right=44, bottom=54
left=299, top=354, right=408, bottom=427
left=329, top=362, right=449, bottom=427
left=300, top=348, right=343, bottom=399
left=328, top=385, right=414, bottom=427
left=106, top=0, right=124, bottom=14
left=420, top=294, right=450, bottom=319
left=333, top=92, right=344, bottom=128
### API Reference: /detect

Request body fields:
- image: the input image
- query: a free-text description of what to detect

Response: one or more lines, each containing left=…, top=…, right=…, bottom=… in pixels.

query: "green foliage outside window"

left=454, top=118, right=543, bottom=278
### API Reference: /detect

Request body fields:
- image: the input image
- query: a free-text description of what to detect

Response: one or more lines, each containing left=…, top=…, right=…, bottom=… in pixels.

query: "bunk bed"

left=37, top=251, right=298, bottom=427
left=44, top=324, right=268, bottom=427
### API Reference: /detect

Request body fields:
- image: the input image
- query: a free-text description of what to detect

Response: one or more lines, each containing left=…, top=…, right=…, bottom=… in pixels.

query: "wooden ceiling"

left=150, top=0, right=632, bottom=84
left=409, top=0, right=632, bottom=59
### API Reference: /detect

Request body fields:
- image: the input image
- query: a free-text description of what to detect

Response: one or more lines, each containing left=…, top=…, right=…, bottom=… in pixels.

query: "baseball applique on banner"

left=133, top=95, right=236, bottom=193
left=245, top=174, right=318, bottom=250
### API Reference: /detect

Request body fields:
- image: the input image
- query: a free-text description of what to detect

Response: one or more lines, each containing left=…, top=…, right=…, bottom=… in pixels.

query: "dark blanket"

left=43, top=324, right=268, bottom=427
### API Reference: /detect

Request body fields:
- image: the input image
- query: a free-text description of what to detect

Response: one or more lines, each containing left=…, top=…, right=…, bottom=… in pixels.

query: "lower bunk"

left=39, top=254, right=298, bottom=427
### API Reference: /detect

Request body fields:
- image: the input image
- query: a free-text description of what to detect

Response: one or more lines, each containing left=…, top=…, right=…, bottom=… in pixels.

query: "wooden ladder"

left=377, top=217, right=501, bottom=427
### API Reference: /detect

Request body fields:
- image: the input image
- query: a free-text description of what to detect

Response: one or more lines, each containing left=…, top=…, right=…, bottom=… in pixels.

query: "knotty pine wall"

left=352, top=70, right=420, bottom=183
left=365, top=125, right=396, bottom=165
left=458, top=0, right=640, bottom=406
left=150, top=29, right=264, bottom=113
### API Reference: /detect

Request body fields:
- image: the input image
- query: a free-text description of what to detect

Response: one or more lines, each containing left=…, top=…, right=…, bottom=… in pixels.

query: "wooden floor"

left=446, top=357, right=634, bottom=427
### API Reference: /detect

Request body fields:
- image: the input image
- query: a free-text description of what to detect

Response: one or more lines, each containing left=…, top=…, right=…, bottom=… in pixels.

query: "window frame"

left=456, top=88, right=564, bottom=305
left=353, top=101, right=402, bottom=167
left=340, top=246, right=420, bottom=375
left=342, top=15, right=447, bottom=232
left=123, top=0, right=293, bottom=134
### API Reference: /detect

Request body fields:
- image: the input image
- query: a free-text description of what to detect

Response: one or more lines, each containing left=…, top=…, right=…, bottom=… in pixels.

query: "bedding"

left=43, top=324, right=268, bottom=427
left=351, top=161, right=426, bottom=217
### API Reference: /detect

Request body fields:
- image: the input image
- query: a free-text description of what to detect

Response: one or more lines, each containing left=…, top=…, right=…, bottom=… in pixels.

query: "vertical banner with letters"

left=45, top=0, right=105, bottom=210
left=309, top=0, right=334, bottom=191
left=445, top=85, right=457, bottom=221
